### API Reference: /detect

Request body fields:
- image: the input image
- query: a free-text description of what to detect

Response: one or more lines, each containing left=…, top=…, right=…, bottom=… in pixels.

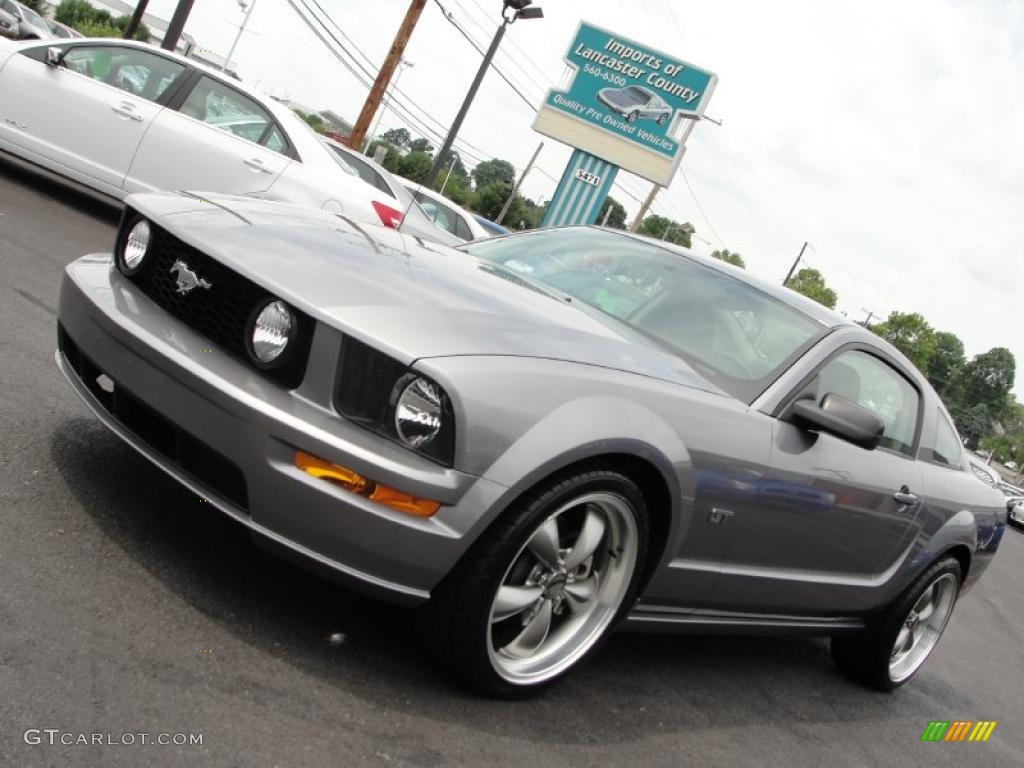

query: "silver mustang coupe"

left=56, top=192, right=1007, bottom=696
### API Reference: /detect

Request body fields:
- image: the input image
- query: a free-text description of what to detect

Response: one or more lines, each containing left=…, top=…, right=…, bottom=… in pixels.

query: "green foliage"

left=711, top=249, right=745, bottom=268
left=597, top=196, right=627, bottom=228
left=302, top=112, right=326, bottom=134
left=636, top=215, right=693, bottom=247
left=473, top=181, right=516, bottom=222
left=20, top=0, right=45, bottom=13
left=959, top=347, right=1016, bottom=421
left=471, top=158, right=515, bottom=190
left=365, top=140, right=400, bottom=172
left=380, top=128, right=411, bottom=149
left=787, top=267, right=837, bottom=309
left=871, top=311, right=935, bottom=372
left=926, top=331, right=966, bottom=397
left=394, top=151, right=433, bottom=184
left=409, top=137, right=434, bottom=154
left=979, top=434, right=1024, bottom=467
left=954, top=402, right=993, bottom=448
left=55, top=0, right=149, bottom=41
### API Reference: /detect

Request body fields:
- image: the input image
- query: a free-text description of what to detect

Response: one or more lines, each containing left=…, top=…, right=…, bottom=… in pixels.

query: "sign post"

left=536, top=22, right=716, bottom=227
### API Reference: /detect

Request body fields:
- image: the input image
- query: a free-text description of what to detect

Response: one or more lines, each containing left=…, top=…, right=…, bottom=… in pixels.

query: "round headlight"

left=395, top=377, right=443, bottom=448
left=121, top=219, right=150, bottom=273
left=250, top=300, right=293, bottom=364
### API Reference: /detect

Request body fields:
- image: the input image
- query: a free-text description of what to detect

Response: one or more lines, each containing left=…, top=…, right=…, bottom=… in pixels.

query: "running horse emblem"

left=169, top=260, right=213, bottom=295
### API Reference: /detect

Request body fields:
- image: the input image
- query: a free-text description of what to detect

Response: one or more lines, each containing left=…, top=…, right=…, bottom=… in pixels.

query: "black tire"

left=420, top=467, right=650, bottom=698
left=831, top=556, right=962, bottom=691
left=626, top=110, right=639, bottom=123
left=656, top=114, right=667, bottom=126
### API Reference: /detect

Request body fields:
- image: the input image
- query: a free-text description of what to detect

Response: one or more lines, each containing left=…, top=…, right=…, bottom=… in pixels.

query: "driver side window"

left=811, top=350, right=920, bottom=455
left=63, top=46, right=184, bottom=102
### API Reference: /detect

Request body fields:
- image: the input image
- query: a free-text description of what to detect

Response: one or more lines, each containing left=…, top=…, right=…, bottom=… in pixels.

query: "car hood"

left=129, top=192, right=724, bottom=395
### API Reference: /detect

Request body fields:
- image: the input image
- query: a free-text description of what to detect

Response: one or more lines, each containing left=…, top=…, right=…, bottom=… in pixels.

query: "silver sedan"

left=56, top=193, right=1008, bottom=696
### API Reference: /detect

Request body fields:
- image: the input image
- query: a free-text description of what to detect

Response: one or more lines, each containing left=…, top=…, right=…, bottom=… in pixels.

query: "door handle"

left=893, top=486, right=919, bottom=507
left=111, top=105, right=143, bottom=121
left=243, top=157, right=273, bottom=173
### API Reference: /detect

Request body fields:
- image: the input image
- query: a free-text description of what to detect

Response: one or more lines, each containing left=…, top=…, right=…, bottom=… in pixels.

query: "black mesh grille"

left=119, top=216, right=313, bottom=388
left=335, top=336, right=406, bottom=425
left=59, top=324, right=249, bottom=511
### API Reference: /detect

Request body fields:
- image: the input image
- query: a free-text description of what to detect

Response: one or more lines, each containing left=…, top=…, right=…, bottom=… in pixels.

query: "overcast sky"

left=146, top=0, right=1024, bottom=397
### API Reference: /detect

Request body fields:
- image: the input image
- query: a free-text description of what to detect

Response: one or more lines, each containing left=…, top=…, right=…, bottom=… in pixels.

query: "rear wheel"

left=423, top=469, right=649, bottom=697
left=832, top=556, right=961, bottom=690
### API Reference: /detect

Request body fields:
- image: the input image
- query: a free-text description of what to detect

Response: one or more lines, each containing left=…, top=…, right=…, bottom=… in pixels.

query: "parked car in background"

left=405, top=183, right=491, bottom=241
left=473, top=213, right=509, bottom=236
left=323, top=138, right=463, bottom=246
left=0, top=38, right=404, bottom=230
left=0, top=0, right=52, bottom=39
left=46, top=18, right=83, bottom=39
left=1004, top=460, right=1017, bottom=471
left=57, top=206, right=1007, bottom=697
left=597, top=85, right=672, bottom=124
left=0, top=3, right=17, bottom=39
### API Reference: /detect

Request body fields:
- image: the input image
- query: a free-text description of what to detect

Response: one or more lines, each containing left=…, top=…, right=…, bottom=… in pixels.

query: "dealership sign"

left=534, top=22, right=717, bottom=186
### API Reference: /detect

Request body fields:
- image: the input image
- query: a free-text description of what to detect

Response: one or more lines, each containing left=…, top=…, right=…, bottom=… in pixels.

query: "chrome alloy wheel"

left=888, top=572, right=958, bottom=682
left=486, top=492, right=638, bottom=685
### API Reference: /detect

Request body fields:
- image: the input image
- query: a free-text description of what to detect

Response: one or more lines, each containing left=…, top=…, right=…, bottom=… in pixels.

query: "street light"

left=368, top=58, right=413, bottom=148
left=222, top=0, right=256, bottom=73
left=426, top=0, right=543, bottom=186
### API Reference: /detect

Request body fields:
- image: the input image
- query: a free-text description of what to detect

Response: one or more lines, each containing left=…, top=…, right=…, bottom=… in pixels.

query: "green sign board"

left=534, top=22, right=717, bottom=185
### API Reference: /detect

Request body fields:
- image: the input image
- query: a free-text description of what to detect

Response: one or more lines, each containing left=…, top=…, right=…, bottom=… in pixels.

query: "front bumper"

left=56, top=254, right=508, bottom=606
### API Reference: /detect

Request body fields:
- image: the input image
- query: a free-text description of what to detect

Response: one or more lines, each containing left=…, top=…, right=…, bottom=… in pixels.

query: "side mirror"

left=792, top=393, right=884, bottom=450
left=46, top=47, right=65, bottom=68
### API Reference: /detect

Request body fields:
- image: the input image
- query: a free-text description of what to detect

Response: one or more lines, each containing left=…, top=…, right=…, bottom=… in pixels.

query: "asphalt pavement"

left=1, top=158, right=1022, bottom=768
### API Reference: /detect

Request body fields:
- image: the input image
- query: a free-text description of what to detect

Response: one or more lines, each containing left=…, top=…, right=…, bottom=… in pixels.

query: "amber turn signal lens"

left=295, top=451, right=441, bottom=518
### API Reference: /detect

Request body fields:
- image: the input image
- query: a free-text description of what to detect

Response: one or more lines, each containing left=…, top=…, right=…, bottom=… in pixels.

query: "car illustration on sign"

left=56, top=192, right=1007, bottom=697
left=597, top=85, right=672, bottom=124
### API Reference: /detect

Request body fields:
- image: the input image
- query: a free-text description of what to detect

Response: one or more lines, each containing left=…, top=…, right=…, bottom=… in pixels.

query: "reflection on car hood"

left=129, top=192, right=724, bottom=396
left=598, top=88, right=637, bottom=108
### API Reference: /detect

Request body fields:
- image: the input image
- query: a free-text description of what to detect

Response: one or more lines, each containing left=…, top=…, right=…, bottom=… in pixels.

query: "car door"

left=125, top=74, right=290, bottom=195
left=706, top=346, right=924, bottom=615
left=0, top=43, right=185, bottom=193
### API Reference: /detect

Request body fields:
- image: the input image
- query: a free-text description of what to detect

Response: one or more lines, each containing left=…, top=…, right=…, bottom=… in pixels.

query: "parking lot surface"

left=1, top=160, right=1021, bottom=767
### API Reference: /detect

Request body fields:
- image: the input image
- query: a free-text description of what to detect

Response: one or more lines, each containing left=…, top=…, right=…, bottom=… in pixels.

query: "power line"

left=430, top=0, right=538, bottom=113
left=681, top=170, right=727, bottom=248
left=453, top=0, right=550, bottom=97
left=465, top=0, right=552, bottom=85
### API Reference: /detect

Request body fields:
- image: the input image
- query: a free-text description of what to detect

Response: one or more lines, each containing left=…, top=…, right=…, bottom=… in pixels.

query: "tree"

left=55, top=0, right=149, bottom=40
left=473, top=181, right=519, bottom=222
left=597, top=196, right=627, bottom=229
left=953, top=402, right=992, bottom=448
left=409, top=137, right=434, bottom=154
left=365, top=140, right=400, bottom=172
left=870, top=311, right=935, bottom=372
left=380, top=128, right=411, bottom=149
left=394, top=151, right=433, bottom=183
left=471, top=159, right=515, bottom=190
left=787, top=268, right=838, bottom=310
left=636, top=215, right=692, bottom=247
left=926, top=331, right=966, bottom=398
left=433, top=149, right=469, bottom=191
left=21, top=0, right=45, bottom=12
left=711, top=249, right=745, bottom=268
left=959, top=347, right=1016, bottom=420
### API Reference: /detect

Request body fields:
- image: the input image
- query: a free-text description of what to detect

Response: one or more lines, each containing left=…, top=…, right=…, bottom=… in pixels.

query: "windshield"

left=463, top=228, right=826, bottom=401
left=22, top=4, right=46, bottom=26
left=624, top=86, right=650, bottom=102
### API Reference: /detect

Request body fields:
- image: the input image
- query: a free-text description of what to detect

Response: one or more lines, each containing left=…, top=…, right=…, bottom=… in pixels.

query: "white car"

left=0, top=37, right=405, bottom=229
left=404, top=183, right=493, bottom=242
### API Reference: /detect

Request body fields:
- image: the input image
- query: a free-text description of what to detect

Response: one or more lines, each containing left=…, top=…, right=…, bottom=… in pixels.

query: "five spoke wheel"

left=486, top=491, right=638, bottom=686
left=888, top=572, right=958, bottom=683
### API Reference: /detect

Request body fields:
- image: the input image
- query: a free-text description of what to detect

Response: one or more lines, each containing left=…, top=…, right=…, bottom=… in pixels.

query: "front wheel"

left=626, top=110, right=639, bottom=123
left=832, top=556, right=961, bottom=690
left=422, top=469, right=649, bottom=697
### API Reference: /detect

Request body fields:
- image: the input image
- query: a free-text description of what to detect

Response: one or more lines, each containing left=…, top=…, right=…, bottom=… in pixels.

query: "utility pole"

left=599, top=203, right=613, bottom=226
left=783, top=241, right=809, bottom=287
left=123, top=0, right=149, bottom=39
left=427, top=1, right=544, bottom=186
left=496, top=141, right=543, bottom=224
left=161, top=0, right=194, bottom=51
left=223, top=0, right=257, bottom=73
left=629, top=184, right=660, bottom=232
left=346, top=0, right=426, bottom=150
left=860, top=308, right=877, bottom=327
